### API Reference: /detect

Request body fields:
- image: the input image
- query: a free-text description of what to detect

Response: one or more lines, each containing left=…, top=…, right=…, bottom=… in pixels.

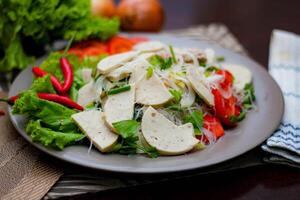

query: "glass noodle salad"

left=9, top=37, right=255, bottom=158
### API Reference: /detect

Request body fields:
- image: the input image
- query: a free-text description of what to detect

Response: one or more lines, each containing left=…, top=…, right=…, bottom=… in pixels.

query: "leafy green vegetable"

left=26, top=120, right=84, bottom=150
left=146, top=66, right=154, bottom=79
left=149, top=55, right=172, bottom=70
left=138, top=146, right=159, bottom=158
left=0, top=0, right=119, bottom=72
left=112, top=120, right=140, bottom=139
left=165, top=104, right=183, bottom=111
left=229, top=111, right=246, bottom=123
left=81, top=55, right=107, bottom=69
left=111, top=136, right=139, bottom=155
left=204, top=66, right=219, bottom=77
left=30, top=75, right=56, bottom=93
left=169, top=89, right=183, bottom=103
left=111, top=120, right=159, bottom=158
left=12, top=91, right=78, bottom=132
left=198, top=58, right=207, bottom=67
left=183, top=111, right=203, bottom=131
left=243, top=83, right=256, bottom=107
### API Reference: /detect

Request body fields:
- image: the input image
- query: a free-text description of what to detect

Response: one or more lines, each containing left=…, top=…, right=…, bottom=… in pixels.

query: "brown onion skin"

left=91, top=0, right=117, bottom=18
left=117, top=0, right=164, bottom=32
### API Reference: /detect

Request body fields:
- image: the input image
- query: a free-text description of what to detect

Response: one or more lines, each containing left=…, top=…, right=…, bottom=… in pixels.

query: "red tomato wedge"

left=212, top=88, right=238, bottom=126
left=68, top=39, right=108, bottom=58
left=107, top=36, right=134, bottom=54
left=196, top=115, right=224, bottom=144
left=130, top=37, right=149, bottom=44
left=216, top=69, right=234, bottom=91
left=203, top=115, right=224, bottom=139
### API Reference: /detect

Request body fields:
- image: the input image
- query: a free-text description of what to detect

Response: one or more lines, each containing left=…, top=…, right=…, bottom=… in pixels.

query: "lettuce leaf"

left=30, top=75, right=56, bottom=93
left=26, top=120, right=84, bottom=150
left=12, top=91, right=78, bottom=132
left=0, top=0, right=119, bottom=72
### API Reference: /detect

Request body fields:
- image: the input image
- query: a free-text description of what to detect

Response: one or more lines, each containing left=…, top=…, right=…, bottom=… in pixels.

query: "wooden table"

left=71, top=1, right=300, bottom=199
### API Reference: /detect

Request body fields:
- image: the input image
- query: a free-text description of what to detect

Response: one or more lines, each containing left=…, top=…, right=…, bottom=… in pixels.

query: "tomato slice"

left=68, top=39, right=108, bottom=58
left=216, top=69, right=234, bottom=91
left=130, top=37, right=149, bottom=44
left=196, top=114, right=224, bottom=143
left=212, top=88, right=238, bottom=126
left=203, top=115, right=224, bottom=138
left=108, top=36, right=134, bottom=54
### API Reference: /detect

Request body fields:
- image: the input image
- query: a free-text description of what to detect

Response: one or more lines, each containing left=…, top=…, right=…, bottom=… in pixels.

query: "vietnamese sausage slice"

left=136, top=73, right=172, bottom=106
left=77, top=81, right=96, bottom=107
left=107, top=53, right=153, bottom=81
left=186, top=67, right=214, bottom=106
left=72, top=110, right=118, bottom=152
left=97, top=51, right=138, bottom=74
left=104, top=84, right=135, bottom=130
left=141, top=107, right=198, bottom=155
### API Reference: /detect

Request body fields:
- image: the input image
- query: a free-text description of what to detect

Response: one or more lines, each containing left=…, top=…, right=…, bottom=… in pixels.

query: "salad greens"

left=26, top=120, right=84, bottom=150
left=112, top=120, right=159, bottom=158
left=169, top=89, right=183, bottom=103
left=10, top=52, right=96, bottom=150
left=183, top=111, right=204, bottom=131
left=149, top=55, right=173, bottom=70
left=0, top=0, right=119, bottom=72
left=112, top=120, right=140, bottom=139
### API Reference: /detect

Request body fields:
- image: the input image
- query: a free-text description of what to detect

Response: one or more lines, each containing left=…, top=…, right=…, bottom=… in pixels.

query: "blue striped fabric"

left=262, top=30, right=300, bottom=164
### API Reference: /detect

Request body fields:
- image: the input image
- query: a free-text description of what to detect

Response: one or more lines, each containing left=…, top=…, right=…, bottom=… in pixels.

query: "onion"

left=91, top=0, right=116, bottom=18
left=117, top=0, right=164, bottom=32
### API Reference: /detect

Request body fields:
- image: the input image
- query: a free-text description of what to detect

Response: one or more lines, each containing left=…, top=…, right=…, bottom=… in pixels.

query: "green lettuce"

left=12, top=91, right=78, bottom=132
left=26, top=120, right=84, bottom=150
left=30, top=75, right=56, bottom=93
left=0, top=0, right=119, bottom=72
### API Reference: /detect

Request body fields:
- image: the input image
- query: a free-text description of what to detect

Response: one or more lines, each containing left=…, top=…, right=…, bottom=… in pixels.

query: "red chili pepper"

left=0, top=110, right=5, bottom=116
left=32, top=67, right=64, bottom=93
left=59, top=58, right=73, bottom=94
left=37, top=93, right=83, bottom=110
left=0, top=95, right=19, bottom=105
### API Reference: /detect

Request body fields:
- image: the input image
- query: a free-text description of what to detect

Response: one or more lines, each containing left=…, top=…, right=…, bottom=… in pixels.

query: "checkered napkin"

left=262, top=30, right=300, bottom=164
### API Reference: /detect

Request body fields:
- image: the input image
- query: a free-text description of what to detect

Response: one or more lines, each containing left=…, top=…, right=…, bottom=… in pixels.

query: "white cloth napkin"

left=262, top=30, right=300, bottom=164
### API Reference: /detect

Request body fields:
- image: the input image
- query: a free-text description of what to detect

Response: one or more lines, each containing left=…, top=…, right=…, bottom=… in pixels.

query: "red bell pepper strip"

left=59, top=58, right=74, bottom=94
left=37, top=93, right=83, bottom=111
left=32, top=67, right=64, bottom=93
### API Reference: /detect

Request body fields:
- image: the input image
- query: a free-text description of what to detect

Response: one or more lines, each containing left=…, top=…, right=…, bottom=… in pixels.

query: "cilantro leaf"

left=183, top=111, right=204, bottom=130
left=149, top=55, right=172, bottom=70
left=138, top=146, right=160, bottom=158
left=169, top=89, right=183, bottom=103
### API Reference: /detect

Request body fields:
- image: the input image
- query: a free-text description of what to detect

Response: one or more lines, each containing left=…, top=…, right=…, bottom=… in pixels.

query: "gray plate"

left=8, top=34, right=284, bottom=174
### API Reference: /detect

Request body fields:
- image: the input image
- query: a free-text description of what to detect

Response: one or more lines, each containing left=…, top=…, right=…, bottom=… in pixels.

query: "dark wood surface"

left=70, top=1, right=300, bottom=199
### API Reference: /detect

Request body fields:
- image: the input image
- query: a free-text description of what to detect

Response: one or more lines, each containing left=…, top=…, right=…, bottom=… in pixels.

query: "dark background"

left=160, top=0, right=300, bottom=67
left=72, top=0, right=300, bottom=199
